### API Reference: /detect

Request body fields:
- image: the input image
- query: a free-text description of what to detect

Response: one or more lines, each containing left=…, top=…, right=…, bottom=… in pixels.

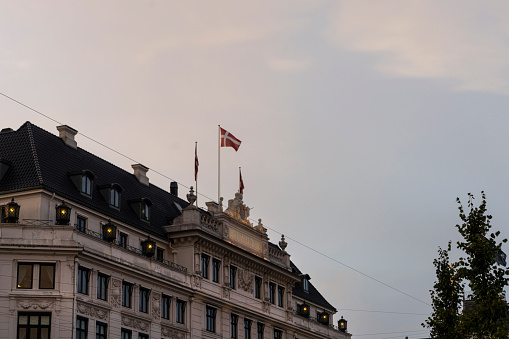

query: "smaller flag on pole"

left=220, top=127, right=242, bottom=151
left=239, top=168, right=244, bottom=194
left=195, top=142, right=199, bottom=181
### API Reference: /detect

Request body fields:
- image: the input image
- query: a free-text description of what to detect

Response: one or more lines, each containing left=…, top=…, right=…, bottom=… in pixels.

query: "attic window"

left=68, top=170, right=95, bottom=197
left=129, top=198, right=152, bottom=222
left=98, top=184, right=123, bottom=209
left=303, top=278, right=309, bottom=293
left=110, top=188, right=120, bottom=207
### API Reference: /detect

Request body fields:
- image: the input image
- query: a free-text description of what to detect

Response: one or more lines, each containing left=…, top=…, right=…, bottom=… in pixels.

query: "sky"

left=2, top=1, right=509, bottom=338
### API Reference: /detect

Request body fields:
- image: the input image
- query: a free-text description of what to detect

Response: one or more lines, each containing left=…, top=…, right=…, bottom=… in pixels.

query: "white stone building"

left=0, top=122, right=351, bottom=339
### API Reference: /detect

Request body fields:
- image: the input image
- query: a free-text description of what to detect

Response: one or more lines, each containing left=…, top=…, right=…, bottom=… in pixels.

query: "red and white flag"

left=220, top=127, right=242, bottom=151
left=195, top=142, right=199, bottom=181
left=239, top=168, right=244, bottom=194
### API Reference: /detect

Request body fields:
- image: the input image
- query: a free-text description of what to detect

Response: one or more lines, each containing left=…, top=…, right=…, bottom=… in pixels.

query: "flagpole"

left=239, top=167, right=241, bottom=193
left=218, top=125, right=221, bottom=203
left=195, top=142, right=198, bottom=207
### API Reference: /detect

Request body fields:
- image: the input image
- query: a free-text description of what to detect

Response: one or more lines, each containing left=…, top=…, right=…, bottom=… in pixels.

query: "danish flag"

left=195, top=143, right=199, bottom=181
left=220, top=128, right=242, bottom=151
left=239, top=168, right=245, bottom=194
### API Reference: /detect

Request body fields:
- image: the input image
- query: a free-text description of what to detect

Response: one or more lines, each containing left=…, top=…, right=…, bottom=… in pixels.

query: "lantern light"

left=4, top=198, right=20, bottom=223
left=338, top=316, right=347, bottom=332
left=318, top=312, right=329, bottom=325
left=141, top=237, right=156, bottom=257
left=298, top=303, right=310, bottom=318
left=102, top=219, right=117, bottom=242
left=55, top=201, right=71, bottom=225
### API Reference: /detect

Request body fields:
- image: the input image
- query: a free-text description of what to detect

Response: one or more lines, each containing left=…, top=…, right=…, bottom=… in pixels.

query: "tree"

left=423, top=242, right=463, bottom=338
left=424, top=192, right=509, bottom=339
left=456, top=192, right=509, bottom=338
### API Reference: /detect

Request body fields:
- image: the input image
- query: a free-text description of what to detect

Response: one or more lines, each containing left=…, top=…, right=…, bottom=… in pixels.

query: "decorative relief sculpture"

left=122, top=315, right=149, bottom=331
left=194, top=242, right=201, bottom=274
left=161, top=326, right=185, bottom=339
left=77, top=302, right=108, bottom=320
left=262, top=301, right=270, bottom=314
left=225, top=193, right=252, bottom=226
left=222, top=286, right=231, bottom=299
left=152, top=292, right=161, bottom=319
left=254, top=219, right=267, bottom=234
left=223, top=225, right=229, bottom=238
left=111, top=278, right=122, bottom=308
left=238, top=269, right=254, bottom=293
left=192, top=275, right=202, bottom=289
left=17, top=299, right=54, bottom=310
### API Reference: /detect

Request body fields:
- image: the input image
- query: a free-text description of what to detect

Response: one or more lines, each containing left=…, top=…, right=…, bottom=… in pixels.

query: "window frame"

left=76, top=316, right=88, bottom=339
left=269, top=282, right=276, bottom=304
left=274, top=329, right=283, bottom=339
left=77, top=215, right=87, bottom=232
left=230, top=265, right=237, bottom=289
left=121, top=328, right=132, bottom=339
left=140, top=202, right=150, bottom=221
left=110, top=187, right=120, bottom=208
left=244, top=318, right=252, bottom=339
left=156, top=247, right=164, bottom=262
left=303, top=277, right=309, bottom=293
left=277, top=286, right=284, bottom=307
left=206, top=306, right=216, bottom=332
left=77, top=266, right=90, bottom=295
left=96, top=321, right=107, bottom=339
left=17, top=312, right=51, bottom=339
left=122, top=281, right=132, bottom=308
left=176, top=299, right=186, bottom=324
left=212, top=259, right=221, bottom=283
left=17, top=263, right=33, bottom=289
left=81, top=174, right=92, bottom=196
left=257, top=323, right=264, bottom=339
left=39, top=263, right=55, bottom=289
left=139, top=287, right=150, bottom=313
left=201, top=254, right=210, bottom=279
left=254, top=276, right=262, bottom=299
left=230, top=313, right=239, bottom=339
left=119, top=232, right=128, bottom=249
left=138, top=333, right=149, bottom=339
left=161, top=294, right=171, bottom=320
left=97, top=273, right=109, bottom=301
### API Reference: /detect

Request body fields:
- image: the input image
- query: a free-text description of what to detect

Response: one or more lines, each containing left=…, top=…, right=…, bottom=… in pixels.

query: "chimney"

left=57, top=125, right=78, bottom=149
left=170, top=181, right=178, bottom=196
left=132, top=164, right=149, bottom=186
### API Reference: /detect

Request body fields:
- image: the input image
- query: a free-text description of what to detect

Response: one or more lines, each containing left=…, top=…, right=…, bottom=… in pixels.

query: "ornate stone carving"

left=222, top=286, right=231, bottom=299
left=223, top=224, right=229, bottom=238
left=238, top=269, right=254, bottom=293
left=17, top=299, right=54, bottom=310
left=161, top=326, right=186, bottom=339
left=152, top=292, right=161, bottom=319
left=192, top=275, right=202, bottom=289
left=225, top=192, right=252, bottom=226
left=254, top=219, right=267, bottom=234
left=279, top=234, right=287, bottom=251
left=262, top=301, right=270, bottom=314
left=111, top=278, right=122, bottom=308
left=122, top=315, right=149, bottom=331
left=194, top=242, right=201, bottom=273
left=77, top=302, right=108, bottom=320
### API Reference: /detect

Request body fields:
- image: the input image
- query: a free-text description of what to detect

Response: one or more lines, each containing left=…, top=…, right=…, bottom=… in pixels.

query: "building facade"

left=0, top=122, right=351, bottom=339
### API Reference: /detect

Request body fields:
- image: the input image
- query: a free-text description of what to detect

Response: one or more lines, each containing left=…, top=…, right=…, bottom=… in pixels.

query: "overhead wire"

left=0, top=92, right=432, bottom=311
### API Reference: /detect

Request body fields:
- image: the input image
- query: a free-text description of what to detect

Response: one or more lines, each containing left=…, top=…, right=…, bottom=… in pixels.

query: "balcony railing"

left=74, top=224, right=187, bottom=274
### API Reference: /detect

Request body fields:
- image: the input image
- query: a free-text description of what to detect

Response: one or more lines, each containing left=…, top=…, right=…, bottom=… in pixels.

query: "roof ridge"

left=24, top=122, right=43, bottom=185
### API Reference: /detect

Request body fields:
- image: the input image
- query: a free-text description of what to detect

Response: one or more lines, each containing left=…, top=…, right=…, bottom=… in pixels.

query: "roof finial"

left=187, top=186, right=197, bottom=206
left=279, top=234, right=287, bottom=251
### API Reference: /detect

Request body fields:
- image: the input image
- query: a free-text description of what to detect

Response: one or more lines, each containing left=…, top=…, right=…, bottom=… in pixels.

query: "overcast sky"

left=3, top=1, right=509, bottom=338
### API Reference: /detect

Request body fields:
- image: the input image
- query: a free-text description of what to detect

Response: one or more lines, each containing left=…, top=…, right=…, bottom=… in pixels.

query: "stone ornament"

left=279, top=234, right=287, bottom=251
left=77, top=302, right=108, bottom=320
left=122, top=315, right=149, bottom=331
left=225, top=192, right=251, bottom=226
left=111, top=278, right=122, bottom=308
left=17, top=299, right=54, bottom=310
left=152, top=292, right=161, bottom=319
left=161, top=326, right=186, bottom=339
left=238, top=269, right=254, bottom=293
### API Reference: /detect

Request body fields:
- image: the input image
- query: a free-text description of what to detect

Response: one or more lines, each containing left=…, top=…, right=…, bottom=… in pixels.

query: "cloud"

left=327, top=1, right=509, bottom=94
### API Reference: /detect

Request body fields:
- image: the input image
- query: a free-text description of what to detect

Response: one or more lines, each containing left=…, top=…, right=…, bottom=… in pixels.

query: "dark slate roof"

left=291, top=260, right=337, bottom=312
left=0, top=122, right=189, bottom=237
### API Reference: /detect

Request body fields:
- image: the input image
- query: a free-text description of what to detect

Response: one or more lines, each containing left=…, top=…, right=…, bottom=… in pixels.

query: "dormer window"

left=98, top=184, right=123, bottom=209
left=303, top=278, right=309, bottom=292
left=68, top=170, right=95, bottom=197
left=129, top=198, right=152, bottom=222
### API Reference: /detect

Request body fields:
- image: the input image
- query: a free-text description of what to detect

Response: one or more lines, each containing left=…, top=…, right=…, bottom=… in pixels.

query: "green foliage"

left=423, top=242, right=463, bottom=339
left=424, top=192, right=509, bottom=339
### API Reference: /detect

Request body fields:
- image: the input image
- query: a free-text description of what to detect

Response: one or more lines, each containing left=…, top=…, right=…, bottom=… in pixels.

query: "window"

left=138, top=334, right=149, bottom=339
left=302, top=278, right=309, bottom=292
left=96, top=321, right=107, bottom=339
left=17, top=263, right=33, bottom=289
left=244, top=319, right=252, bottom=339
left=201, top=254, right=209, bottom=279
left=77, top=215, right=87, bottom=232
left=254, top=276, right=262, bottom=299
left=156, top=247, right=164, bottom=262
left=269, top=283, right=276, bottom=304
left=139, top=287, right=150, bottom=313
left=206, top=306, right=216, bottom=332
left=257, top=323, right=264, bottom=339
left=230, top=314, right=238, bottom=338
left=97, top=273, right=108, bottom=301
left=76, top=316, right=88, bottom=339
left=277, top=286, right=284, bottom=307
left=82, top=174, right=92, bottom=195
left=78, top=267, right=90, bottom=295
left=141, top=202, right=150, bottom=221
left=122, top=282, right=132, bottom=308
left=17, top=313, right=51, bottom=339
left=121, top=328, right=132, bottom=339
left=274, top=329, right=282, bottom=339
left=161, top=294, right=170, bottom=320
left=212, top=259, right=221, bottom=283
left=39, top=263, right=55, bottom=289
left=110, top=188, right=120, bottom=208
left=176, top=299, right=185, bottom=324
left=230, top=265, right=237, bottom=289
left=119, top=233, right=128, bottom=249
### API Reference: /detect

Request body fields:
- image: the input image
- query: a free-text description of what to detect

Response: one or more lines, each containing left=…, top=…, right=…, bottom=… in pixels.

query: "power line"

left=0, top=92, right=432, bottom=309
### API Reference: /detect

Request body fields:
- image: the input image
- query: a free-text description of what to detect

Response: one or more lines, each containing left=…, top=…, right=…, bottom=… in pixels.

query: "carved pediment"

left=225, top=193, right=251, bottom=226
